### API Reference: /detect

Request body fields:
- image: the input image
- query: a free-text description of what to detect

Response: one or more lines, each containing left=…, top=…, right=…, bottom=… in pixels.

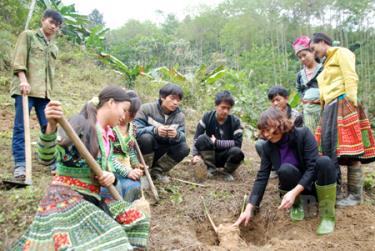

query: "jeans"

left=100, top=174, right=141, bottom=202
left=12, top=95, right=49, bottom=174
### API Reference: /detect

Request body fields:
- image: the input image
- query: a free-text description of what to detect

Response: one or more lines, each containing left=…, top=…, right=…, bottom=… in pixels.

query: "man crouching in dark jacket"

left=134, top=83, right=190, bottom=183
left=191, top=91, right=244, bottom=181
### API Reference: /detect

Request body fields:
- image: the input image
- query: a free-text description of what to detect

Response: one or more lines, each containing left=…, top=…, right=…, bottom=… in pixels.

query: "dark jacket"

left=134, top=100, right=186, bottom=145
left=248, top=127, right=318, bottom=206
left=192, top=111, right=243, bottom=155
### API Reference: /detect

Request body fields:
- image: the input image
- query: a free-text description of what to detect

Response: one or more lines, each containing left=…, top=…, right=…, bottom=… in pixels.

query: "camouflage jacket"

left=10, top=29, right=58, bottom=99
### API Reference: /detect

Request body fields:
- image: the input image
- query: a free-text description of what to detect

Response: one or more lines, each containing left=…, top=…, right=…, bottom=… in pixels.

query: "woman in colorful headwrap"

left=101, top=90, right=144, bottom=202
left=10, top=86, right=149, bottom=250
left=292, top=36, right=322, bottom=133
left=310, top=32, right=375, bottom=207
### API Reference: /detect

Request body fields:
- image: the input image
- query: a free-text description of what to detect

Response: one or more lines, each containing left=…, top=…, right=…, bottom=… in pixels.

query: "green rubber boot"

left=280, top=190, right=304, bottom=221
left=290, top=195, right=304, bottom=221
left=316, top=182, right=336, bottom=235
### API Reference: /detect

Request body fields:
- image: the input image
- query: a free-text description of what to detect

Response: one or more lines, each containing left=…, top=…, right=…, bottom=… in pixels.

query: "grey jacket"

left=134, top=100, right=186, bottom=145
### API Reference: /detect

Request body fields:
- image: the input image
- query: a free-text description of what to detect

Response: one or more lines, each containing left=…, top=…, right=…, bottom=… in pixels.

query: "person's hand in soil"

left=44, top=101, right=63, bottom=133
left=191, top=155, right=202, bottom=165
left=128, top=168, right=144, bottom=180
left=96, top=171, right=115, bottom=187
left=278, top=185, right=304, bottom=209
left=233, top=203, right=253, bottom=226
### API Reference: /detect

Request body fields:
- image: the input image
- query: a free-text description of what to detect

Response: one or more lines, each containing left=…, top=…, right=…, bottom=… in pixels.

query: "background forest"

left=1, top=0, right=375, bottom=127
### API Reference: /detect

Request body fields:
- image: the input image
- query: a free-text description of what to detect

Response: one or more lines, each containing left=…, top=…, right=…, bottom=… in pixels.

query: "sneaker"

left=13, top=165, right=26, bottom=180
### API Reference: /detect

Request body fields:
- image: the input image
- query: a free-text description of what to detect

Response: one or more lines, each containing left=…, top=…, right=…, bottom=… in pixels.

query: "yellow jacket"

left=317, top=47, right=358, bottom=106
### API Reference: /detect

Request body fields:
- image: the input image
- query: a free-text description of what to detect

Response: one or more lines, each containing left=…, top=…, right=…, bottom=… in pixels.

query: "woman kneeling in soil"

left=234, top=107, right=337, bottom=235
left=101, top=90, right=144, bottom=202
left=10, top=86, right=149, bottom=250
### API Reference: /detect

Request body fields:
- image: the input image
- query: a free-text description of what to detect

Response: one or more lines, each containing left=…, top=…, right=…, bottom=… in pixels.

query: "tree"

left=88, top=8, right=104, bottom=28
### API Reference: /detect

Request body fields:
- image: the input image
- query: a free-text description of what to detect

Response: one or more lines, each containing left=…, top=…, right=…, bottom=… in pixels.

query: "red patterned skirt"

left=315, top=96, right=375, bottom=164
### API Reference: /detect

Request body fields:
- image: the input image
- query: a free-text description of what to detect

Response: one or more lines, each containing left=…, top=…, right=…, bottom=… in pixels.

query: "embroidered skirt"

left=9, top=185, right=149, bottom=251
left=315, top=96, right=375, bottom=164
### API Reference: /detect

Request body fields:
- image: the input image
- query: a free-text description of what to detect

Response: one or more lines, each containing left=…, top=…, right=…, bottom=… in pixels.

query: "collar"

left=324, top=47, right=339, bottom=65
left=300, top=63, right=322, bottom=85
left=97, top=122, right=115, bottom=142
left=214, top=111, right=228, bottom=125
left=37, top=29, right=51, bottom=44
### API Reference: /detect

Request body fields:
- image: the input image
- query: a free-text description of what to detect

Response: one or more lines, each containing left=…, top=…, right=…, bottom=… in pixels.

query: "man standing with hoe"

left=10, top=9, right=63, bottom=183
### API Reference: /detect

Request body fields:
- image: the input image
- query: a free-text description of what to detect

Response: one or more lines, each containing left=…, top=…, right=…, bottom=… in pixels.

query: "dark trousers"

left=137, top=133, right=190, bottom=165
left=12, top=95, right=49, bottom=166
left=278, top=156, right=336, bottom=194
left=195, top=134, right=244, bottom=168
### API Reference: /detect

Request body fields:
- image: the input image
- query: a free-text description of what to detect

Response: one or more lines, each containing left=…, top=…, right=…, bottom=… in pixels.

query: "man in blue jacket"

left=134, top=83, right=190, bottom=183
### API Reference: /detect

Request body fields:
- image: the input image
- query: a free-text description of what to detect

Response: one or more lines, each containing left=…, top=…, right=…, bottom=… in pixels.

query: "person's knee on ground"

left=224, top=147, right=244, bottom=173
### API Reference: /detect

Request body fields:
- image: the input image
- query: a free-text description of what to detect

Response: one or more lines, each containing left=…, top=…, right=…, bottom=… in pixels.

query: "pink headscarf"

left=292, top=36, right=311, bottom=55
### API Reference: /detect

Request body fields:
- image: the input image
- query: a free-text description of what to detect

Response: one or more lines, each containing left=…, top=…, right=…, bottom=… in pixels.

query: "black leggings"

left=278, top=156, right=336, bottom=192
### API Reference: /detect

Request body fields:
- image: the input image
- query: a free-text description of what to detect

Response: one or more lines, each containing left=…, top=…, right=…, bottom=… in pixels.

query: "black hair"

left=159, top=83, right=183, bottom=100
left=311, top=32, right=333, bottom=46
left=43, top=9, right=63, bottom=26
left=126, top=90, right=141, bottom=118
left=58, top=85, right=131, bottom=157
left=215, top=90, right=235, bottom=106
left=267, top=86, right=289, bottom=100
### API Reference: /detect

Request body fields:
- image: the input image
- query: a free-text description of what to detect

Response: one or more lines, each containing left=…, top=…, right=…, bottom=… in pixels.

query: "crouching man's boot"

left=200, top=150, right=217, bottom=178
left=316, top=182, right=336, bottom=235
left=223, top=161, right=241, bottom=182
left=151, top=154, right=178, bottom=184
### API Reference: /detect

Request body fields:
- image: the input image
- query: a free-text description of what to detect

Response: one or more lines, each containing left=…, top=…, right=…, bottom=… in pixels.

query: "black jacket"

left=192, top=111, right=243, bottom=155
left=248, top=127, right=318, bottom=206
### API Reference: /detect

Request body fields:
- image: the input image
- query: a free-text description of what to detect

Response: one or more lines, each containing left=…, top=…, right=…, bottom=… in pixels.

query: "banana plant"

left=99, top=52, right=151, bottom=88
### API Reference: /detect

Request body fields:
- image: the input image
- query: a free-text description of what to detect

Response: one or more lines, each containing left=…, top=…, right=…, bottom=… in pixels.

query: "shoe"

left=336, top=164, right=363, bottom=207
left=207, top=168, right=218, bottom=178
left=280, top=189, right=304, bottom=221
left=152, top=173, right=170, bottom=184
left=290, top=195, right=304, bottom=221
left=223, top=172, right=234, bottom=182
left=316, top=182, right=336, bottom=235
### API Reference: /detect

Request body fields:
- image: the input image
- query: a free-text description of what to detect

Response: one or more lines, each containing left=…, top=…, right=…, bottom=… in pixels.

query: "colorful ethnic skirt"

left=315, top=96, right=375, bottom=165
left=9, top=184, right=149, bottom=251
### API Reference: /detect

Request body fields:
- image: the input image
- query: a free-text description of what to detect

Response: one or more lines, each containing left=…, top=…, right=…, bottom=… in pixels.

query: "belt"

left=302, top=100, right=321, bottom=105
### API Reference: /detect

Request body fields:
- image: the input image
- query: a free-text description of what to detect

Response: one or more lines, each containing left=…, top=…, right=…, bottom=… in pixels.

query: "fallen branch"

left=201, top=196, right=217, bottom=233
left=172, top=178, right=206, bottom=187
